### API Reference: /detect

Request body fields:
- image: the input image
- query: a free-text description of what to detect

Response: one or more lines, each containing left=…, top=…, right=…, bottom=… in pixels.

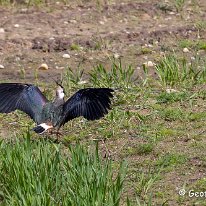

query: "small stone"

left=69, top=19, right=77, bottom=24
left=0, top=28, right=5, bottom=33
left=78, top=80, right=88, bottom=85
left=39, top=63, right=49, bottom=70
left=166, top=88, right=179, bottom=93
left=21, top=8, right=28, bottom=12
left=114, top=53, right=120, bottom=59
left=0, top=64, right=4, bottom=69
left=62, top=54, right=70, bottom=59
left=143, top=61, right=155, bottom=67
left=15, top=57, right=21, bottom=61
left=55, top=66, right=64, bottom=70
left=183, top=48, right=189, bottom=53
left=14, top=24, right=20, bottom=28
left=99, top=21, right=105, bottom=25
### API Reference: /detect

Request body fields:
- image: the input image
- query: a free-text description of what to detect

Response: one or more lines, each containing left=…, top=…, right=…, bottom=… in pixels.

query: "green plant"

left=127, top=165, right=162, bottom=206
left=159, top=107, right=184, bottom=121
left=155, top=55, right=206, bottom=87
left=0, top=132, right=127, bottom=206
left=64, top=66, right=85, bottom=90
left=89, top=60, right=136, bottom=89
left=156, top=91, right=188, bottom=103
left=174, top=0, right=185, bottom=12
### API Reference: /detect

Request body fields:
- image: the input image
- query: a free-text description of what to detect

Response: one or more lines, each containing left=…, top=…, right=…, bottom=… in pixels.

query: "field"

left=0, top=0, right=206, bottom=205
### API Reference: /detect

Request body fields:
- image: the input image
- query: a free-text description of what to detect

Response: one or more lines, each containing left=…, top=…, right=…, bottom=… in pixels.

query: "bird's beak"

left=53, top=78, right=67, bottom=96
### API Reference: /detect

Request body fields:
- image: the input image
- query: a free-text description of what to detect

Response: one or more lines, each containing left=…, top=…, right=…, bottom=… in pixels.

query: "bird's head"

left=56, top=86, right=65, bottom=99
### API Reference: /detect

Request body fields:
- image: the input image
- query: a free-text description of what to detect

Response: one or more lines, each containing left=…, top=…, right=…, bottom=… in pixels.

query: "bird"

left=0, top=82, right=114, bottom=136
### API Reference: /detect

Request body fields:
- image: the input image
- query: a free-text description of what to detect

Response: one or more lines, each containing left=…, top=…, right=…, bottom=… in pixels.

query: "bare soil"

left=0, top=1, right=206, bottom=205
left=0, top=0, right=206, bottom=82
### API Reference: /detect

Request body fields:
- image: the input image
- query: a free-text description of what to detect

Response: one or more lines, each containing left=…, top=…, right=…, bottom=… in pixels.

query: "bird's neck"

left=53, top=96, right=64, bottom=107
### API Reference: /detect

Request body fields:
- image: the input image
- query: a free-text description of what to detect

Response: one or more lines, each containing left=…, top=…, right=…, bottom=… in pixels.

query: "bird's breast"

left=41, top=103, right=63, bottom=127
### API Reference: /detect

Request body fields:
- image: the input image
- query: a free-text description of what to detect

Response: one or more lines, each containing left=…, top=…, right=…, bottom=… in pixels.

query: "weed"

left=70, top=43, right=81, bottom=51
left=187, top=111, right=206, bottom=121
left=89, top=60, right=137, bottom=89
left=127, top=165, right=162, bottom=205
left=156, top=2, right=173, bottom=12
left=0, top=133, right=127, bottom=206
left=156, top=91, right=188, bottom=103
left=174, top=0, right=185, bottom=12
left=179, top=39, right=206, bottom=51
left=140, top=47, right=153, bottom=55
left=136, top=143, right=154, bottom=155
left=156, top=153, right=187, bottom=169
left=64, top=66, right=85, bottom=91
left=155, top=55, right=206, bottom=88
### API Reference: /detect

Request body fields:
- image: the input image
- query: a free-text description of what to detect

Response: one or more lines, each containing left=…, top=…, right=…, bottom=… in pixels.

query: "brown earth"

left=0, top=0, right=206, bottom=83
left=0, top=1, right=206, bottom=205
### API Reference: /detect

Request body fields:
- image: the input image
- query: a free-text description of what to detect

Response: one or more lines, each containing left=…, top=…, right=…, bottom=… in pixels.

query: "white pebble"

left=99, top=21, right=105, bottom=25
left=166, top=88, right=179, bottom=93
left=70, top=19, right=77, bottom=24
left=62, top=54, right=70, bottom=59
left=114, top=53, right=120, bottom=59
left=183, top=48, right=189, bottom=53
left=78, top=80, right=88, bottom=85
left=55, top=66, right=64, bottom=70
left=14, top=24, right=20, bottom=28
left=39, top=63, right=49, bottom=70
left=0, top=28, right=5, bottom=33
left=0, top=64, right=5, bottom=69
left=144, top=61, right=155, bottom=67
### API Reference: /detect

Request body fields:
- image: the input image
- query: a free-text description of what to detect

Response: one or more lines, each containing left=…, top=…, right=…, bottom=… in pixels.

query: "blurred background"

left=0, top=0, right=205, bottom=83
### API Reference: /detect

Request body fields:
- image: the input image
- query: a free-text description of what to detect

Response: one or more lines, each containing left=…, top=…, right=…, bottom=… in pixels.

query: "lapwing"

left=0, top=83, right=114, bottom=135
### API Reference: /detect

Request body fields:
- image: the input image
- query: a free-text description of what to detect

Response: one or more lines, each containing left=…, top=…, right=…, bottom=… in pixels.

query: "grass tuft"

left=155, top=55, right=206, bottom=88
left=0, top=132, right=127, bottom=206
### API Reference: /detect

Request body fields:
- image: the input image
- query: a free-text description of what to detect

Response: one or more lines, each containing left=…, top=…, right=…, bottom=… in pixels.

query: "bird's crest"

left=52, top=78, right=64, bottom=89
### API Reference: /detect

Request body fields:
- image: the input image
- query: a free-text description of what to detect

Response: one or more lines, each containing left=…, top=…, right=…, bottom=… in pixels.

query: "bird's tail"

left=32, top=123, right=53, bottom=134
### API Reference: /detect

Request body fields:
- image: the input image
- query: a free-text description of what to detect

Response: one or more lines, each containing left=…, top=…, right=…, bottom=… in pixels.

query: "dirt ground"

left=0, top=0, right=205, bottom=83
left=0, top=0, right=206, bottom=205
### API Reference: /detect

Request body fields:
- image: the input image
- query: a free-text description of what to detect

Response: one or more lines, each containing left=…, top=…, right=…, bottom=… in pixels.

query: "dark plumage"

left=0, top=83, right=114, bottom=134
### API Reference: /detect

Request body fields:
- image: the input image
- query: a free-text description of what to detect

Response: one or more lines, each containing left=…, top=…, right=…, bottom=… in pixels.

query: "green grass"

left=0, top=132, right=127, bottom=206
left=0, top=55, right=205, bottom=205
left=154, top=55, right=206, bottom=88
left=179, top=39, right=206, bottom=51
left=174, top=0, right=185, bottom=12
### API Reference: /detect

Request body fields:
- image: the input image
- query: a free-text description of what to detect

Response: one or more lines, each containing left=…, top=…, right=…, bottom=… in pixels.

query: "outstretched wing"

left=61, top=88, right=114, bottom=125
left=0, top=83, right=48, bottom=123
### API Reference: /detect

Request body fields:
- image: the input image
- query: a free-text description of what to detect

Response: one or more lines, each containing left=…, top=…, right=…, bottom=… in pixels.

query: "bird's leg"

left=102, top=138, right=111, bottom=159
left=47, top=128, right=53, bottom=135
left=54, top=128, right=62, bottom=143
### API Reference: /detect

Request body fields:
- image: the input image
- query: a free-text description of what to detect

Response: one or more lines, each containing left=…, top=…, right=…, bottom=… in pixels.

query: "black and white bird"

left=0, top=83, right=113, bottom=135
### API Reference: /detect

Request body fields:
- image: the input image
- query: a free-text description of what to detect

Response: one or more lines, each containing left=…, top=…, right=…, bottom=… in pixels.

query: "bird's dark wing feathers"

left=61, top=88, right=114, bottom=125
left=0, top=83, right=48, bottom=123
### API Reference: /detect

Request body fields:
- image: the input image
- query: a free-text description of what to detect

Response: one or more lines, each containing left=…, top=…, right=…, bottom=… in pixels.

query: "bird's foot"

left=53, top=130, right=62, bottom=143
